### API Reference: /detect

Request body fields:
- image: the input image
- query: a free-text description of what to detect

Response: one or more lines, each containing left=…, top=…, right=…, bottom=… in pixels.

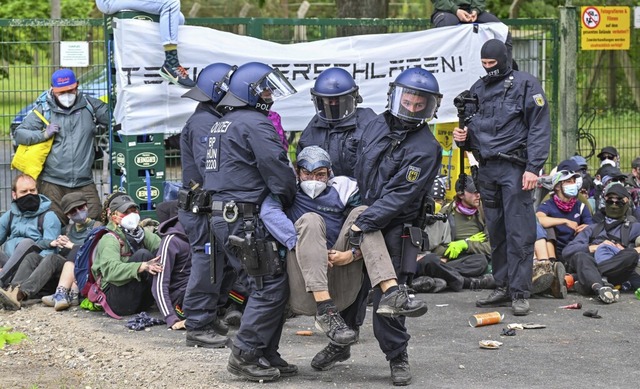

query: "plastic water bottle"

left=635, top=288, right=640, bottom=300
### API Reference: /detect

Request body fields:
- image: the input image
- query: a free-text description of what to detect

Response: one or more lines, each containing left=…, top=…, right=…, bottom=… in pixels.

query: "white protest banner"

left=113, top=19, right=508, bottom=135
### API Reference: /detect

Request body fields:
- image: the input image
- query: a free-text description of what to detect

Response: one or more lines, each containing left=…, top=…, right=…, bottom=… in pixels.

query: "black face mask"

left=15, top=193, right=40, bottom=213
left=481, top=39, right=509, bottom=77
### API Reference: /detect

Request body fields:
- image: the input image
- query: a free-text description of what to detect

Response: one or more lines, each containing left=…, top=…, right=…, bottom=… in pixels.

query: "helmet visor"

left=312, top=94, right=356, bottom=122
left=252, top=69, right=297, bottom=103
left=389, top=85, right=441, bottom=123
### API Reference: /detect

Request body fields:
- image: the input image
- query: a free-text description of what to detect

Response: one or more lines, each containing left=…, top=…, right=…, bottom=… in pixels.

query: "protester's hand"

left=456, top=9, right=472, bottom=22
left=467, top=232, right=486, bottom=242
left=444, top=240, right=468, bottom=259
left=453, top=127, right=468, bottom=142
left=328, top=250, right=353, bottom=267
left=565, top=220, right=579, bottom=231
left=171, top=320, right=186, bottom=330
left=469, top=10, right=479, bottom=22
left=44, top=123, right=60, bottom=139
left=522, top=171, right=538, bottom=191
left=575, top=224, right=589, bottom=234
left=140, top=257, right=163, bottom=275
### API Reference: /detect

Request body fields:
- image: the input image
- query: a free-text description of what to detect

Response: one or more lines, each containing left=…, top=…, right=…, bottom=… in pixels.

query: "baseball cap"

left=604, top=183, right=630, bottom=199
left=109, top=195, right=138, bottom=213
left=552, top=170, right=579, bottom=187
left=570, top=155, right=588, bottom=168
left=455, top=175, right=478, bottom=194
left=597, top=146, right=618, bottom=160
left=61, top=192, right=87, bottom=215
left=557, top=159, right=579, bottom=173
left=51, top=69, right=78, bottom=93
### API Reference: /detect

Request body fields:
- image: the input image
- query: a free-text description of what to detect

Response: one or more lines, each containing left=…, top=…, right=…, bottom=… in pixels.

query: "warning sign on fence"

left=581, top=6, right=630, bottom=50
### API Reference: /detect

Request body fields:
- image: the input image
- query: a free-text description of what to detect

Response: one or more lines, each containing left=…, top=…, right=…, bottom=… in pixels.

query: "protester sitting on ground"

left=94, top=0, right=195, bottom=88
left=536, top=170, right=592, bottom=262
left=153, top=215, right=191, bottom=330
left=0, top=174, right=61, bottom=290
left=261, top=146, right=428, bottom=354
left=38, top=192, right=103, bottom=311
left=531, top=221, right=567, bottom=299
left=592, top=165, right=628, bottom=223
left=411, top=176, right=495, bottom=293
left=91, top=195, right=163, bottom=316
left=13, top=69, right=110, bottom=224
left=562, top=184, right=640, bottom=303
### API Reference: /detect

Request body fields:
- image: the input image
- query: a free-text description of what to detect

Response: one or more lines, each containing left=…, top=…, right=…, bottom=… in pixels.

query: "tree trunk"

left=335, top=0, right=389, bottom=36
left=509, top=0, right=524, bottom=19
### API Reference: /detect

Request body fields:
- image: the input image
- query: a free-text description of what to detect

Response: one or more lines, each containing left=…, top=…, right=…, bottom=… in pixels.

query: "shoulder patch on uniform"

left=406, top=166, right=421, bottom=182
left=533, top=94, right=545, bottom=107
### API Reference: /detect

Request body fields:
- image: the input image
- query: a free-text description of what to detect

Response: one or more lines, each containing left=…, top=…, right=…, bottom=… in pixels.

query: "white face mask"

left=300, top=180, right=327, bottom=199
left=120, top=212, right=140, bottom=230
left=57, top=93, right=77, bottom=108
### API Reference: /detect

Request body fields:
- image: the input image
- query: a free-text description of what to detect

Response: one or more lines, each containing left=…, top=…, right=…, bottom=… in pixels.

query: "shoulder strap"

left=589, top=222, right=605, bottom=243
left=7, top=212, right=13, bottom=233
left=621, top=220, right=631, bottom=247
left=82, top=96, right=97, bottom=123
left=37, top=213, right=46, bottom=235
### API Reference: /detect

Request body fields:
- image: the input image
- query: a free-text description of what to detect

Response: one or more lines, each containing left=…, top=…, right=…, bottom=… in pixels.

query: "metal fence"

left=0, top=17, right=561, bottom=213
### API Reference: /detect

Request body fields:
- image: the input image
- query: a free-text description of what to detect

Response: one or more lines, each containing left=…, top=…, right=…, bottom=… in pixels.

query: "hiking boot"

left=315, top=310, right=357, bottom=346
left=159, top=63, right=196, bottom=88
left=186, top=327, right=229, bottom=348
left=550, top=262, right=567, bottom=299
left=42, top=293, right=55, bottom=307
left=311, top=343, right=351, bottom=371
left=389, top=350, right=412, bottom=386
left=53, top=291, right=71, bottom=311
left=377, top=285, right=428, bottom=318
left=532, top=260, right=554, bottom=294
left=266, top=355, right=298, bottom=378
left=469, top=274, right=496, bottom=291
left=476, top=286, right=511, bottom=307
left=224, top=304, right=243, bottom=327
left=0, top=286, right=25, bottom=310
left=227, top=348, right=280, bottom=382
left=598, top=286, right=616, bottom=304
left=512, top=298, right=530, bottom=316
left=411, top=276, right=435, bottom=293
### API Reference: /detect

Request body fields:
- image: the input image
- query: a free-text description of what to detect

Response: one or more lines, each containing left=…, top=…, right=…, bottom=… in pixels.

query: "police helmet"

left=388, top=68, right=442, bottom=123
left=182, top=63, right=235, bottom=104
left=310, top=68, right=362, bottom=123
left=297, top=146, right=331, bottom=172
left=218, top=62, right=296, bottom=108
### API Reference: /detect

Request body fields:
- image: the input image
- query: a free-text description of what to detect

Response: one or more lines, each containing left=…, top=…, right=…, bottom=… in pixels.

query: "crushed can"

left=469, top=311, right=504, bottom=327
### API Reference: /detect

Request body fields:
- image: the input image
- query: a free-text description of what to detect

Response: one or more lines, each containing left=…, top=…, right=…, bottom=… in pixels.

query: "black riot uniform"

left=298, top=107, right=377, bottom=177
left=465, top=39, right=551, bottom=307
left=178, top=103, right=236, bottom=335
left=204, top=76, right=297, bottom=382
left=352, top=112, right=442, bottom=360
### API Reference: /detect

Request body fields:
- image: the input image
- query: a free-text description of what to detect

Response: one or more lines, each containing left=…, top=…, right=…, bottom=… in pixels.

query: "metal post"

left=558, top=5, right=578, bottom=161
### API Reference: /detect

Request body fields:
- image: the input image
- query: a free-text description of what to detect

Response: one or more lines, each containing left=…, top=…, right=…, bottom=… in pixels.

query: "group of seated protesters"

left=1, top=144, right=639, bottom=337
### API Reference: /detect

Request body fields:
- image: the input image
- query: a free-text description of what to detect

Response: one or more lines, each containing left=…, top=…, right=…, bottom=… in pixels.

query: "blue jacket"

left=261, top=176, right=360, bottom=249
left=562, top=218, right=640, bottom=259
left=467, top=69, right=551, bottom=174
left=203, top=108, right=297, bottom=207
left=354, top=112, right=442, bottom=232
left=14, top=92, right=110, bottom=187
left=180, top=103, right=222, bottom=189
left=298, top=107, right=378, bottom=177
left=0, top=194, right=61, bottom=257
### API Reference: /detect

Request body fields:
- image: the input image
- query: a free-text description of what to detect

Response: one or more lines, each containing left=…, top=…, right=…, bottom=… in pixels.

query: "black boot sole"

left=311, top=351, right=351, bottom=371
left=227, top=363, right=280, bottom=381
left=185, top=337, right=230, bottom=348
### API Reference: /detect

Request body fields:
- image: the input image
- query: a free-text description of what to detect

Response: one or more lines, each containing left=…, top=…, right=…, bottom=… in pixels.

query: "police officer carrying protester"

left=177, top=63, right=235, bottom=343
left=347, top=67, right=443, bottom=386
left=298, top=67, right=377, bottom=177
left=203, top=62, right=298, bottom=382
left=453, top=39, right=551, bottom=316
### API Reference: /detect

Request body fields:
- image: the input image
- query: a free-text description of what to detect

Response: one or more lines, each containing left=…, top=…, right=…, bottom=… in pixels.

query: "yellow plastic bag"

left=11, top=109, right=54, bottom=179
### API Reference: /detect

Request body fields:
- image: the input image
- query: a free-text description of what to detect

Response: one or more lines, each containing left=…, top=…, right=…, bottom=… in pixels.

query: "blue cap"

left=570, top=155, right=587, bottom=168
left=51, top=69, right=77, bottom=92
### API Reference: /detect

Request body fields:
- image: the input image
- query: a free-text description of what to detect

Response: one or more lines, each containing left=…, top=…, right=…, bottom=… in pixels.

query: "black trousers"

left=104, top=249, right=156, bottom=316
left=417, top=253, right=488, bottom=291
left=566, top=248, right=639, bottom=293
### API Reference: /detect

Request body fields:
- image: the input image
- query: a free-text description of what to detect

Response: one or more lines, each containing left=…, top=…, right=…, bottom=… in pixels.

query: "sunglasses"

left=605, top=198, right=624, bottom=206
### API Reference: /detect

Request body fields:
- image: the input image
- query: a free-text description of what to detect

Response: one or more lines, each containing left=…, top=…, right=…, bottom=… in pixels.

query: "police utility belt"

left=178, top=188, right=258, bottom=222
left=477, top=148, right=527, bottom=167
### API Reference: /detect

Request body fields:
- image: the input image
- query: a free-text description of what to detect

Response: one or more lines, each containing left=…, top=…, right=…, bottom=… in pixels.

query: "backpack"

left=7, top=211, right=46, bottom=236
left=74, top=226, right=127, bottom=319
left=589, top=219, right=633, bottom=248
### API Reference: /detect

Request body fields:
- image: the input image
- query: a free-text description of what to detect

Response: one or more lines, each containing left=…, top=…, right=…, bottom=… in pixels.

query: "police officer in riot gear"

left=205, top=62, right=298, bottom=382
left=298, top=67, right=377, bottom=177
left=337, top=67, right=442, bottom=386
left=178, top=63, right=236, bottom=345
left=453, top=39, right=551, bottom=316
